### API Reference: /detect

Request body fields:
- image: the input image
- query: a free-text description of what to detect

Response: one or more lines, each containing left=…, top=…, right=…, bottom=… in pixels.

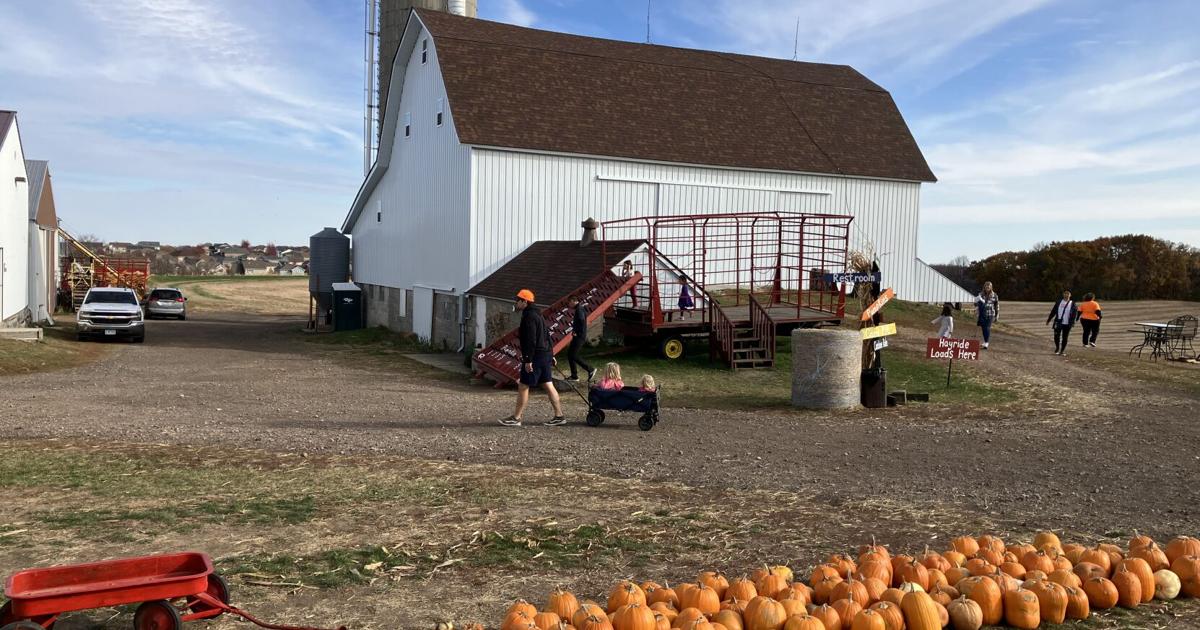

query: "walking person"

left=1078, top=292, right=1102, bottom=347
left=1046, top=290, right=1079, bottom=356
left=621, top=260, right=637, bottom=308
left=566, top=295, right=596, bottom=382
left=677, top=276, right=695, bottom=320
left=931, top=302, right=955, bottom=338
left=499, top=289, right=566, bottom=426
left=975, top=281, right=1000, bottom=349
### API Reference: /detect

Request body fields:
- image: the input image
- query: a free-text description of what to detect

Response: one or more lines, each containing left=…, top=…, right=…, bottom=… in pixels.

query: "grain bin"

left=309, top=227, right=350, bottom=322
left=791, top=329, right=861, bottom=409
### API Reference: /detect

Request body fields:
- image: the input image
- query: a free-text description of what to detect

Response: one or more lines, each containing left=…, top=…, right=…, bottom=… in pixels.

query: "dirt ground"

left=997, top=299, right=1200, bottom=353
left=1, top=293, right=1199, bottom=628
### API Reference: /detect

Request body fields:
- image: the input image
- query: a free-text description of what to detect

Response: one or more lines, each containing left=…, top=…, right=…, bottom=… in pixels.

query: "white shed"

left=25, top=160, right=59, bottom=324
left=342, top=10, right=972, bottom=346
left=0, top=111, right=31, bottom=327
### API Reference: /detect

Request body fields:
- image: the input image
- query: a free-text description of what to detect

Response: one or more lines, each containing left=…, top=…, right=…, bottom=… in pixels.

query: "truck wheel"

left=133, top=335, right=145, bottom=344
left=659, top=335, right=685, bottom=360
left=133, top=600, right=181, bottom=630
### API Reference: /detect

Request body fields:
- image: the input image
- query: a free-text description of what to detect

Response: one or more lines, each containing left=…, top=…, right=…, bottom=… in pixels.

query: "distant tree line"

left=959, top=235, right=1200, bottom=301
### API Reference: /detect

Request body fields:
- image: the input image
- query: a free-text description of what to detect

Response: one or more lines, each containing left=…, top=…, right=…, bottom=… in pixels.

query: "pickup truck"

left=76, top=287, right=145, bottom=342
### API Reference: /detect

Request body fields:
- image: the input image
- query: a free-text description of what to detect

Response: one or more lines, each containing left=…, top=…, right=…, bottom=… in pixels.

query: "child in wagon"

left=597, top=362, right=624, bottom=390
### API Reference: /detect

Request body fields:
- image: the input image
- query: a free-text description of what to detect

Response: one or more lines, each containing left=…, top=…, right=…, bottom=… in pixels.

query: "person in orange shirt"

left=1078, top=292, right=1102, bottom=348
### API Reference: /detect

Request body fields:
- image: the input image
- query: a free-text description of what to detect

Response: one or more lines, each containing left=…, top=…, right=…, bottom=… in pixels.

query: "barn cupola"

left=580, top=218, right=599, bottom=248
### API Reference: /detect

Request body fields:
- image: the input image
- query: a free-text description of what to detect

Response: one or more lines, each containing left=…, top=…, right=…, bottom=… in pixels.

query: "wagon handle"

left=194, top=593, right=348, bottom=630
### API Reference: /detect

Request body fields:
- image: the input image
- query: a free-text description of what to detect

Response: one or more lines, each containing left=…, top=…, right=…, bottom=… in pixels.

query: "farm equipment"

left=0, top=551, right=345, bottom=630
left=57, top=227, right=150, bottom=311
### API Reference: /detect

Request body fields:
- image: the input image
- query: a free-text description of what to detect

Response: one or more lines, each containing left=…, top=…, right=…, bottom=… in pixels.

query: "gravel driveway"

left=2, top=309, right=1198, bottom=541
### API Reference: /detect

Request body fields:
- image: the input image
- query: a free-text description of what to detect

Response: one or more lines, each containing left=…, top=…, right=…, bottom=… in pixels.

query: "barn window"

left=421, top=39, right=428, bottom=64
left=436, top=98, right=444, bottom=127
left=403, top=112, right=411, bottom=138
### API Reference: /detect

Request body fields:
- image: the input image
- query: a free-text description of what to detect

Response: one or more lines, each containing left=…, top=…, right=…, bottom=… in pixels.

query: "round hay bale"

left=791, top=328, right=861, bottom=409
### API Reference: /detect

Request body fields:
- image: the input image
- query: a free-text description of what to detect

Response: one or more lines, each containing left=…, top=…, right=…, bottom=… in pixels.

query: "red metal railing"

left=748, top=294, right=776, bottom=364
left=708, top=300, right=736, bottom=367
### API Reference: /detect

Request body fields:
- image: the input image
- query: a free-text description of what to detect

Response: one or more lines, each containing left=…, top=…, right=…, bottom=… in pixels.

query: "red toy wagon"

left=1, top=552, right=343, bottom=630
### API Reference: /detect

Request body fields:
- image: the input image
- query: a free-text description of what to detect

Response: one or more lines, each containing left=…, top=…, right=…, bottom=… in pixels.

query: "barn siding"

left=0, top=120, right=30, bottom=325
left=350, top=23, right=470, bottom=295
left=469, top=148, right=970, bottom=302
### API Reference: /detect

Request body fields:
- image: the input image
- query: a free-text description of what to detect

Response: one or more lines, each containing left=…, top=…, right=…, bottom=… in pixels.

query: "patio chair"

left=1166, top=315, right=1198, bottom=360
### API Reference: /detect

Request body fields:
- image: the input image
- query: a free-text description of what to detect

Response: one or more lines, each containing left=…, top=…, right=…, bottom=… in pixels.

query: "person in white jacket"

left=931, top=302, right=955, bottom=338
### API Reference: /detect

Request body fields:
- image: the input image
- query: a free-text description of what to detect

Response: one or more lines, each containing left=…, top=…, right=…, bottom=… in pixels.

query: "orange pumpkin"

left=682, top=584, right=721, bottom=616
left=957, top=576, right=1002, bottom=626
left=1020, top=550, right=1055, bottom=575
left=777, top=584, right=811, bottom=605
left=867, top=602, right=903, bottom=630
left=673, top=608, right=707, bottom=629
left=828, top=554, right=858, bottom=577
left=1079, top=549, right=1111, bottom=576
left=921, top=549, right=952, bottom=573
left=503, top=611, right=538, bottom=630
left=1002, top=588, right=1039, bottom=630
left=859, top=540, right=891, bottom=562
left=721, top=600, right=749, bottom=614
left=878, top=588, right=905, bottom=607
left=700, top=572, right=731, bottom=600
left=727, top=578, right=758, bottom=602
left=1062, top=544, right=1086, bottom=565
left=856, top=558, right=892, bottom=587
left=1118, top=558, right=1155, bottom=602
left=1048, top=568, right=1082, bottom=589
left=942, top=550, right=967, bottom=568
left=951, top=536, right=980, bottom=559
left=534, top=612, right=563, bottom=630
left=979, top=535, right=1006, bottom=555
left=509, top=601, right=540, bottom=618
left=830, top=599, right=861, bottom=630
left=650, top=587, right=679, bottom=608
left=1029, top=580, right=1067, bottom=624
left=1111, top=565, right=1142, bottom=608
left=944, top=567, right=970, bottom=585
left=781, top=616, right=825, bottom=630
left=742, top=597, right=787, bottom=630
left=812, top=565, right=843, bottom=588
left=780, top=600, right=806, bottom=619
left=650, top=603, right=678, bottom=621
left=610, top=582, right=648, bottom=613
left=575, top=603, right=608, bottom=628
left=1073, top=562, right=1106, bottom=582
left=895, top=560, right=930, bottom=592
left=579, top=614, right=615, bottom=630
left=999, top=562, right=1026, bottom=580
left=899, top=591, right=940, bottom=630
left=813, top=577, right=843, bottom=605
left=1166, top=536, right=1200, bottom=564
left=756, top=575, right=789, bottom=601
left=614, top=604, right=658, bottom=630
left=976, top=548, right=1004, bottom=568
left=1083, top=577, right=1119, bottom=609
left=1131, top=543, right=1170, bottom=572
left=1063, top=585, right=1089, bottom=620
left=858, top=578, right=885, bottom=604
left=848, top=609, right=885, bottom=630
left=549, top=589, right=582, bottom=623
left=1171, top=555, right=1200, bottom=580
left=808, top=604, right=840, bottom=630
left=1052, top=555, right=1073, bottom=573
left=711, top=611, right=742, bottom=630
left=654, top=613, right=673, bottom=630
left=1182, top=575, right=1200, bottom=598
left=830, top=579, right=868, bottom=606
left=1034, top=531, right=1062, bottom=551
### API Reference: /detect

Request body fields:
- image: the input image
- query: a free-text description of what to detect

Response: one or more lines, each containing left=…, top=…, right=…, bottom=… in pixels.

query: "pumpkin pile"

left=494, top=533, right=1200, bottom=630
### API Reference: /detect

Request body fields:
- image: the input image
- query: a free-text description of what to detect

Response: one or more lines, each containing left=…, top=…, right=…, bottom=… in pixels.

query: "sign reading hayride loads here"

left=926, top=337, right=982, bottom=360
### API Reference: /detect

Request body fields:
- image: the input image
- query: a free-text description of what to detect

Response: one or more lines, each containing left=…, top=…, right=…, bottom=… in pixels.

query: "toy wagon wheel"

left=133, top=600, right=182, bottom=630
left=189, top=573, right=231, bottom=616
left=586, top=409, right=605, bottom=426
left=638, top=413, right=654, bottom=431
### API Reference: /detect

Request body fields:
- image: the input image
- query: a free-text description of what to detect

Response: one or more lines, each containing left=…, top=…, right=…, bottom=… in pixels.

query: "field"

left=1, top=279, right=1198, bottom=629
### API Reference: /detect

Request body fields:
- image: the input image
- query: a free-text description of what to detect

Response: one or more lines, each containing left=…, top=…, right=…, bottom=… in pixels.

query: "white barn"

left=1, top=111, right=31, bottom=327
left=26, top=160, right=59, bottom=324
left=342, top=9, right=971, bottom=347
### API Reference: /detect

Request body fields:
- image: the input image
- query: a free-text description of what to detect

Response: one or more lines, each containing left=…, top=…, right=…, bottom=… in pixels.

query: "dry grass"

left=166, top=276, right=310, bottom=315
left=0, top=325, right=109, bottom=376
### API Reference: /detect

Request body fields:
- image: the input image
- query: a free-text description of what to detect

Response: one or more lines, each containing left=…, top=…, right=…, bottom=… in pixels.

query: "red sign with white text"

left=926, top=337, right=981, bottom=360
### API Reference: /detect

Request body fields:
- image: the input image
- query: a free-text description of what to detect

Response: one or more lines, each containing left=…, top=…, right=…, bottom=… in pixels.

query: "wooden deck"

left=613, top=304, right=841, bottom=332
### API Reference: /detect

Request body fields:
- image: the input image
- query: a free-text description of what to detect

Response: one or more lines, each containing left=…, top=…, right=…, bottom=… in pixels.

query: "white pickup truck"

left=76, top=287, right=145, bottom=343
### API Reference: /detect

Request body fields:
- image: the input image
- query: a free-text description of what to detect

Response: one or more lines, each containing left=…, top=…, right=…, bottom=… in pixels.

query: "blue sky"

left=2, top=0, right=1197, bottom=261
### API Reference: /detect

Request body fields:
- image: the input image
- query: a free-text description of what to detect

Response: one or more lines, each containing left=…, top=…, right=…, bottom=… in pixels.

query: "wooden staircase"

left=710, top=295, right=777, bottom=370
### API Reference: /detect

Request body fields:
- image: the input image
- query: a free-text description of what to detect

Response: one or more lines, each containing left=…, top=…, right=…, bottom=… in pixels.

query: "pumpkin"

left=1020, top=550, right=1055, bottom=575
left=990, top=571, right=1023, bottom=594
left=828, top=555, right=858, bottom=577
left=549, top=589, right=582, bottom=622
left=699, top=573, right=731, bottom=600
left=1167, top=537, right=1200, bottom=564
left=777, top=584, right=811, bottom=605
left=579, top=615, right=615, bottom=630
left=813, top=577, right=843, bottom=605
left=830, top=600, right=861, bottom=630
left=650, top=587, right=680, bottom=608
left=830, top=579, right=868, bottom=606
left=1052, top=555, right=1073, bottom=572
left=929, top=586, right=953, bottom=607
left=1083, top=577, right=1119, bottom=609
left=1002, top=588, right=1039, bottom=630
left=727, top=578, right=758, bottom=602
left=957, top=576, right=1002, bottom=626
left=712, top=611, right=742, bottom=630
left=655, top=614, right=673, bottom=630
left=899, top=590, right=939, bottom=630
left=1063, top=586, right=1089, bottom=620
left=867, top=602, right=903, bottom=630
left=673, top=609, right=707, bottom=629
left=1029, top=579, right=1067, bottom=624
left=979, top=535, right=1006, bottom=555
left=933, top=601, right=949, bottom=628
left=951, top=536, right=979, bottom=559
left=680, top=584, right=721, bottom=616
left=1154, top=569, right=1181, bottom=599
left=1117, top=558, right=1155, bottom=602
left=757, top=575, right=790, bottom=601
left=1034, top=531, right=1062, bottom=552
left=896, top=560, right=930, bottom=591
left=944, top=567, right=970, bottom=586
left=1048, top=568, right=1082, bottom=589
left=976, top=548, right=1004, bottom=568
left=877, top=588, right=904, bottom=607
left=848, top=610, right=885, bottom=630
left=897, top=582, right=924, bottom=595
left=650, top=603, right=678, bottom=621
left=576, top=604, right=609, bottom=628
left=1007, top=543, right=1036, bottom=560
left=859, top=539, right=891, bottom=561
left=743, top=597, right=787, bottom=630
left=964, top=559, right=993, bottom=578
left=1062, top=544, right=1086, bottom=565
left=780, top=600, right=806, bottom=619
left=610, top=582, right=648, bottom=613
left=1097, top=543, right=1123, bottom=557
left=1079, top=549, right=1111, bottom=575
left=504, top=611, right=537, bottom=630
left=1130, top=531, right=1155, bottom=551
left=808, top=604, right=840, bottom=630
left=721, top=600, right=749, bottom=614
left=1111, top=565, right=1142, bottom=608
left=946, top=596, right=982, bottom=630
left=813, top=565, right=845, bottom=587
left=782, top=615, right=826, bottom=630
left=999, top=562, right=1026, bottom=580
left=1131, top=543, right=1170, bottom=572
left=1073, top=562, right=1106, bottom=582
left=889, top=555, right=914, bottom=577
left=942, top=550, right=966, bottom=568
left=860, top=578, right=886, bottom=604
left=1181, top=575, right=1200, bottom=598
left=1172, top=555, right=1200, bottom=580
left=509, top=601, right=540, bottom=619
left=534, top=612, right=563, bottom=630
left=921, top=548, right=952, bottom=573
left=856, top=558, right=892, bottom=586
left=613, top=604, right=656, bottom=630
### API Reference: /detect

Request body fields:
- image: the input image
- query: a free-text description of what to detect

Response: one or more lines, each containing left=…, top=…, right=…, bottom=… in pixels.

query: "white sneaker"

left=498, top=416, right=522, bottom=426
left=983, top=343, right=989, bottom=349
left=1089, top=343, right=1097, bottom=347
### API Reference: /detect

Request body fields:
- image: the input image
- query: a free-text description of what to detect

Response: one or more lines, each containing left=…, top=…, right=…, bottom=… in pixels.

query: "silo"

left=309, top=227, right=350, bottom=322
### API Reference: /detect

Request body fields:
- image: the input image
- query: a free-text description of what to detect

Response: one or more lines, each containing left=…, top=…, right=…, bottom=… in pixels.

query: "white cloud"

left=497, top=0, right=538, bottom=27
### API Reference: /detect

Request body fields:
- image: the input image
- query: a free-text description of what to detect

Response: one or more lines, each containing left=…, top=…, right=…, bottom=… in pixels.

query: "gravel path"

left=2, top=310, right=1198, bottom=541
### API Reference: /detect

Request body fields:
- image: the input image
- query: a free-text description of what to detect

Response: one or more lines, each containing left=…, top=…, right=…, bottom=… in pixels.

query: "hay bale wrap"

left=791, top=329, right=862, bottom=409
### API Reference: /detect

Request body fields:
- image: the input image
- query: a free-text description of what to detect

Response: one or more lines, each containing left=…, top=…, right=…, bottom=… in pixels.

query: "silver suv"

left=77, top=287, right=145, bottom=342
left=145, top=287, right=188, bottom=320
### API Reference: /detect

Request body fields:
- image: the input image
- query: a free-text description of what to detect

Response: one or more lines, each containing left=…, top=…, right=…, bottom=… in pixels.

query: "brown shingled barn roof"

left=415, top=10, right=935, bottom=182
left=467, top=240, right=644, bottom=305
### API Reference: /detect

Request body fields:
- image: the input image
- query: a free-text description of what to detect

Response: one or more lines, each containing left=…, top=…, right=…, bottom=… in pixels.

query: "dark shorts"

left=519, top=353, right=553, bottom=386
